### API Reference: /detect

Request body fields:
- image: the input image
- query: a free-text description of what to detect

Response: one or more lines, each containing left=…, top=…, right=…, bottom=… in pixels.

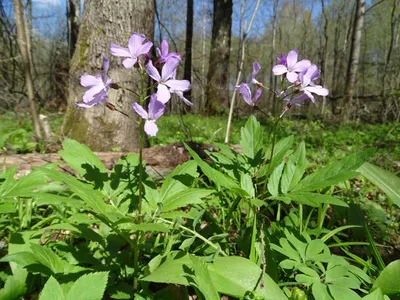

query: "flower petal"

left=75, top=102, right=96, bottom=108
left=272, top=65, right=288, bottom=76
left=133, top=102, right=148, bottom=119
left=110, top=43, right=131, bottom=57
left=292, top=59, right=311, bottom=73
left=83, top=85, right=104, bottom=103
left=123, top=58, right=137, bottom=69
left=160, top=40, right=169, bottom=56
left=286, top=71, right=298, bottom=83
left=80, top=74, right=103, bottom=88
left=165, top=79, right=191, bottom=92
left=146, top=60, right=161, bottom=82
left=286, top=50, right=298, bottom=69
left=148, top=94, right=165, bottom=120
left=174, top=90, right=193, bottom=106
left=253, top=88, right=262, bottom=102
left=156, top=83, right=171, bottom=103
left=102, top=56, right=109, bottom=81
left=236, top=83, right=253, bottom=106
left=306, top=86, right=329, bottom=96
left=128, top=32, right=146, bottom=55
left=289, top=94, right=309, bottom=106
left=144, top=120, right=158, bottom=136
left=304, top=90, right=315, bottom=103
left=161, top=57, right=180, bottom=81
left=252, top=62, right=261, bottom=78
left=135, top=41, right=153, bottom=56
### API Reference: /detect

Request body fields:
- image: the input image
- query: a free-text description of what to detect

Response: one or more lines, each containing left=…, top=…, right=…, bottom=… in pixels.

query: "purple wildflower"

left=299, top=64, right=329, bottom=102
left=133, top=94, right=165, bottom=136
left=277, top=53, right=287, bottom=66
left=110, top=33, right=153, bottom=68
left=236, top=62, right=262, bottom=106
left=279, top=91, right=310, bottom=107
left=272, top=50, right=311, bottom=83
left=157, top=40, right=181, bottom=63
left=76, top=56, right=112, bottom=108
left=146, top=56, right=191, bottom=104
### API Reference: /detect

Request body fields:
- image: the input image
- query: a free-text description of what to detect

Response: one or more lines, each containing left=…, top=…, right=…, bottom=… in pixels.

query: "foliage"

left=0, top=114, right=398, bottom=299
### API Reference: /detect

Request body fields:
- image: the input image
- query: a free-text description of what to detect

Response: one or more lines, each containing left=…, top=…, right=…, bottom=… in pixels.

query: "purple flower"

left=236, top=62, right=262, bottom=106
left=110, top=33, right=153, bottom=68
left=279, top=91, right=310, bottom=107
left=133, top=94, right=165, bottom=136
left=299, top=64, right=329, bottom=103
left=277, top=53, right=287, bottom=65
left=157, top=40, right=181, bottom=63
left=146, top=56, right=191, bottom=104
left=76, top=56, right=112, bottom=108
left=272, top=50, right=311, bottom=83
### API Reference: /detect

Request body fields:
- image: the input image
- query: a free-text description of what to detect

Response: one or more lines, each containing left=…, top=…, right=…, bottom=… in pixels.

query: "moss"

left=76, top=26, right=90, bottom=69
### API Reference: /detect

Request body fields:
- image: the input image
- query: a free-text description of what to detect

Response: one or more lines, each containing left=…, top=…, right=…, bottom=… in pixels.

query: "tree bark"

left=62, top=0, right=154, bottom=151
left=205, top=0, right=233, bottom=115
left=183, top=0, right=193, bottom=103
left=13, top=0, right=42, bottom=139
left=320, top=0, right=329, bottom=115
left=342, top=0, right=365, bottom=122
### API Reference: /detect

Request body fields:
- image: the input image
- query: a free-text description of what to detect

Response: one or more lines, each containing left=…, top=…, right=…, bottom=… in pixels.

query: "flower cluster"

left=75, top=33, right=191, bottom=136
left=236, top=49, right=329, bottom=110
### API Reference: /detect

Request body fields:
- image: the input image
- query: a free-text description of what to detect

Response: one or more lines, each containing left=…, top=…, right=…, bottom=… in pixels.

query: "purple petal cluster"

left=236, top=62, right=262, bottom=106
left=110, top=33, right=153, bottom=68
left=76, top=56, right=112, bottom=108
left=75, top=32, right=192, bottom=137
left=133, top=94, right=165, bottom=136
left=273, top=50, right=311, bottom=83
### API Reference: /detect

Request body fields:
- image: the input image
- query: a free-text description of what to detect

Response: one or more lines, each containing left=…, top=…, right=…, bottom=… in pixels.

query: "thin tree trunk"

left=67, top=0, right=80, bottom=58
left=13, top=0, right=42, bottom=139
left=183, top=0, right=193, bottom=103
left=62, top=0, right=154, bottom=151
left=270, top=0, right=278, bottom=116
left=205, top=0, right=233, bottom=115
left=342, top=0, right=365, bottom=122
left=320, top=0, right=328, bottom=115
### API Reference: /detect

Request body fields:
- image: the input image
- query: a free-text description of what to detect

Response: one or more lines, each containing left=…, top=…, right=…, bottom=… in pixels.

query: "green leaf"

left=240, top=173, right=255, bottom=198
left=35, top=167, right=112, bottom=215
left=184, top=255, right=220, bottom=300
left=268, top=136, right=294, bottom=174
left=66, top=272, right=109, bottom=300
left=0, top=169, right=46, bottom=199
left=0, top=267, right=27, bottom=300
left=373, top=260, right=400, bottom=295
left=240, top=115, right=263, bottom=160
left=362, top=288, right=384, bottom=300
left=30, top=244, right=67, bottom=275
left=281, top=142, right=306, bottom=194
left=162, top=188, right=212, bottom=212
left=0, top=203, right=16, bottom=214
left=358, top=162, right=400, bottom=208
left=160, top=160, right=199, bottom=202
left=286, top=193, right=348, bottom=207
left=268, top=163, right=285, bottom=197
left=59, top=139, right=107, bottom=177
left=40, top=276, right=65, bottom=300
left=312, top=282, right=333, bottom=300
left=184, top=143, right=243, bottom=193
left=292, top=148, right=375, bottom=192
left=328, top=285, right=362, bottom=300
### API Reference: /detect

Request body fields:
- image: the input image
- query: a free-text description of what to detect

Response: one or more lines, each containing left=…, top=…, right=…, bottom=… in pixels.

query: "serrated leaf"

left=162, top=188, right=212, bottom=212
left=31, top=244, right=67, bottom=275
left=160, top=160, right=198, bottom=202
left=40, top=276, right=65, bottom=300
left=358, top=162, right=400, bottom=208
left=268, top=163, right=285, bottom=197
left=240, top=115, right=263, bottom=160
left=267, top=136, right=294, bottom=175
left=240, top=173, right=255, bottom=198
left=66, top=272, right=109, bottom=300
left=293, top=148, right=375, bottom=192
left=0, top=267, right=27, bottom=300
left=0, top=169, right=46, bottom=199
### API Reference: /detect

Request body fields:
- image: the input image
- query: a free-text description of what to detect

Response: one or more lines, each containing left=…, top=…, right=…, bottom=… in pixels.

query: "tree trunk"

left=205, top=0, right=233, bottom=115
left=183, top=0, right=193, bottom=103
left=342, top=0, right=365, bottom=122
left=62, top=0, right=154, bottom=151
left=320, top=0, right=329, bottom=115
left=67, top=0, right=80, bottom=58
left=13, top=0, right=42, bottom=139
